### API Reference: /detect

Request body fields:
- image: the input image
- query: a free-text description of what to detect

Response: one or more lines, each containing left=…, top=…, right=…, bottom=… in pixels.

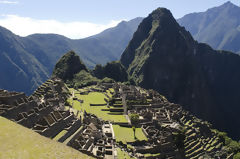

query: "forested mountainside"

left=121, top=7, right=240, bottom=140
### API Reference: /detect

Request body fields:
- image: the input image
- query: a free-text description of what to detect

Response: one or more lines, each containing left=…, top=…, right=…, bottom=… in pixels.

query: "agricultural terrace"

left=113, top=125, right=147, bottom=144
left=67, top=86, right=127, bottom=123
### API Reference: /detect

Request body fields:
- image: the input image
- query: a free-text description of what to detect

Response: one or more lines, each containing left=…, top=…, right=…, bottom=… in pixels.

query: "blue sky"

left=0, top=0, right=239, bottom=38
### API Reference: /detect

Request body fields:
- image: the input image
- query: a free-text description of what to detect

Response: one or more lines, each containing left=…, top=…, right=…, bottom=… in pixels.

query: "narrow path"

left=63, top=126, right=83, bottom=144
left=125, top=115, right=131, bottom=125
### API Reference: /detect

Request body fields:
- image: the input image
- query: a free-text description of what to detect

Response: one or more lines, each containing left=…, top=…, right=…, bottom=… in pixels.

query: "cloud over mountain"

left=0, top=14, right=122, bottom=39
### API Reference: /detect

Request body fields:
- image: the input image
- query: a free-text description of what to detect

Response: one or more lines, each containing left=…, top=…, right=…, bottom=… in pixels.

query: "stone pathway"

left=63, top=126, right=83, bottom=144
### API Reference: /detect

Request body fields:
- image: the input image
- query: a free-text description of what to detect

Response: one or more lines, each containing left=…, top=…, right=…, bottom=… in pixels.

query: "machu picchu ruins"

left=0, top=78, right=239, bottom=158
left=2, top=2, right=240, bottom=159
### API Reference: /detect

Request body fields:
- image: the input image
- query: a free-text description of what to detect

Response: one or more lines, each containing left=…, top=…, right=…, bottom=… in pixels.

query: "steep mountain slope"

left=0, top=18, right=142, bottom=94
left=52, top=51, right=99, bottom=88
left=52, top=51, right=87, bottom=81
left=178, top=1, right=240, bottom=54
left=0, top=116, right=92, bottom=159
left=0, top=26, right=49, bottom=94
left=53, top=51, right=128, bottom=88
left=121, top=8, right=240, bottom=140
left=92, top=61, right=128, bottom=82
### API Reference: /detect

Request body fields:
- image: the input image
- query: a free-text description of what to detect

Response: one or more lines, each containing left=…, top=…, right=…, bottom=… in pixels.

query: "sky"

left=0, top=0, right=239, bottom=39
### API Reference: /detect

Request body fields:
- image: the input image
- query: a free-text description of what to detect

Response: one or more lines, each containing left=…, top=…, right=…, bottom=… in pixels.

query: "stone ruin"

left=68, top=112, right=116, bottom=159
left=0, top=78, right=81, bottom=140
left=0, top=80, right=237, bottom=159
left=111, top=83, right=233, bottom=159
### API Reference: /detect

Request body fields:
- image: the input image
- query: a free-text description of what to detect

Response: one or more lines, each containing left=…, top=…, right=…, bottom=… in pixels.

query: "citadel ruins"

left=0, top=78, right=235, bottom=159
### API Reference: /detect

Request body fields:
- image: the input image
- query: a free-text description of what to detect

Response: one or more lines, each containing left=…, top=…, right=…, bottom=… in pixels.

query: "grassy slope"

left=0, top=117, right=93, bottom=159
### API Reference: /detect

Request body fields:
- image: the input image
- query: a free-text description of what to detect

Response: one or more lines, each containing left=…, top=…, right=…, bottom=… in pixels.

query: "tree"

left=130, top=113, right=139, bottom=126
left=132, top=126, right=136, bottom=139
left=130, top=113, right=139, bottom=139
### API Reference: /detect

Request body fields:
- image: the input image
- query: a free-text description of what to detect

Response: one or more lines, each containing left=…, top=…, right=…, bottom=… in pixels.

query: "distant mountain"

left=121, top=7, right=240, bottom=140
left=0, top=17, right=143, bottom=94
left=178, top=1, right=240, bottom=53
left=23, top=17, right=143, bottom=69
left=0, top=26, right=49, bottom=94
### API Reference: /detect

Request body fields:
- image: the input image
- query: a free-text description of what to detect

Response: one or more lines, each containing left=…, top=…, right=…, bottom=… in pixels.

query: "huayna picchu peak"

left=121, top=7, right=240, bottom=140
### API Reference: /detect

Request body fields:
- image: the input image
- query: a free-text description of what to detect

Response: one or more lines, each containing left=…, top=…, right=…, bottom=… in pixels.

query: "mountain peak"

left=121, top=7, right=195, bottom=68
left=219, top=1, right=239, bottom=9
left=52, top=51, right=87, bottom=81
left=223, top=1, right=236, bottom=6
left=178, top=0, right=240, bottom=53
left=151, top=8, right=172, bottom=16
left=149, top=7, right=175, bottom=22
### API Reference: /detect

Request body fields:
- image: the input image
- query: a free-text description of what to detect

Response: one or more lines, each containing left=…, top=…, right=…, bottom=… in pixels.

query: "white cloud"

left=0, top=1, right=18, bottom=4
left=0, top=15, right=122, bottom=39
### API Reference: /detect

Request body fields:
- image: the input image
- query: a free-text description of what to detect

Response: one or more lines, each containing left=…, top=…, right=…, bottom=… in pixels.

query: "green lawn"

left=0, top=117, right=92, bottom=159
left=144, top=153, right=161, bottom=157
left=117, top=148, right=134, bottom=159
left=113, top=125, right=147, bottom=144
left=69, top=88, right=127, bottom=123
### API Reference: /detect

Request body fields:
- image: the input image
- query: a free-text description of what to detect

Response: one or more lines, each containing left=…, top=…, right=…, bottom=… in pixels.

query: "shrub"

left=129, top=113, right=139, bottom=126
left=233, top=152, right=240, bottom=159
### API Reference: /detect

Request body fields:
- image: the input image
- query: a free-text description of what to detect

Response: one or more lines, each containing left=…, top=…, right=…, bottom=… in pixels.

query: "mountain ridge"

left=121, top=7, right=240, bottom=140
left=178, top=1, right=240, bottom=53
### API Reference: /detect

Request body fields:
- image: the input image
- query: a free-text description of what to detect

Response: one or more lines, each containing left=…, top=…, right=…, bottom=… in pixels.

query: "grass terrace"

left=53, top=130, right=68, bottom=141
left=113, top=125, right=147, bottom=144
left=117, top=148, right=134, bottom=159
left=67, top=86, right=127, bottom=123
left=0, top=117, right=92, bottom=159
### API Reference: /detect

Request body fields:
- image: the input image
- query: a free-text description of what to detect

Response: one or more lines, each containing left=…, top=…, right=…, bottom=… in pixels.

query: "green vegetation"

left=113, top=125, right=147, bottom=144
left=0, top=117, right=92, bottom=159
left=52, top=51, right=87, bottom=81
left=129, top=113, right=139, bottom=125
left=53, top=51, right=117, bottom=89
left=69, top=88, right=127, bottom=123
left=71, top=70, right=99, bottom=88
left=214, top=129, right=240, bottom=154
left=101, top=77, right=115, bottom=83
left=53, top=130, right=67, bottom=141
left=116, top=148, right=134, bottom=159
left=121, top=5, right=240, bottom=141
left=234, top=152, right=240, bottom=159
left=93, top=61, right=128, bottom=82
left=144, top=153, right=161, bottom=157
